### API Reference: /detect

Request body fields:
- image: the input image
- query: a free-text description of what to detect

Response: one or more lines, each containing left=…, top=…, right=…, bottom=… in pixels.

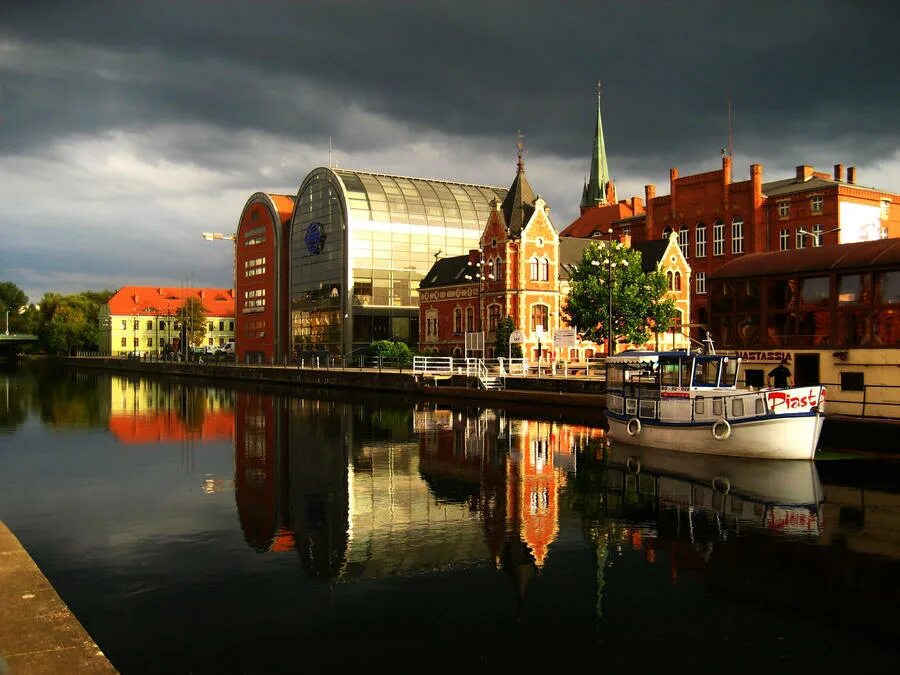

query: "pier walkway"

left=0, top=521, right=116, bottom=674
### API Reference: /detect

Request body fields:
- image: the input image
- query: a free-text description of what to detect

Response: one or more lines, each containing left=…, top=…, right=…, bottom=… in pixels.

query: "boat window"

left=694, top=397, right=705, bottom=415
left=659, top=359, right=680, bottom=386
left=721, top=358, right=739, bottom=387
left=713, top=398, right=723, bottom=416
left=680, top=359, right=692, bottom=388
left=732, top=398, right=744, bottom=417
left=756, top=398, right=766, bottom=415
left=693, top=358, right=721, bottom=387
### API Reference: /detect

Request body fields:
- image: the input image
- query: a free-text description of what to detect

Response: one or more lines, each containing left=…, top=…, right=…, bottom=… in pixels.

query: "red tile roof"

left=560, top=201, right=642, bottom=238
left=107, top=286, right=234, bottom=317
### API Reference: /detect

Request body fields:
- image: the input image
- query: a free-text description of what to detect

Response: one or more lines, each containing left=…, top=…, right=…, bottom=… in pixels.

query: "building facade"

left=234, top=192, right=295, bottom=364
left=99, top=286, right=235, bottom=357
left=288, top=167, right=508, bottom=357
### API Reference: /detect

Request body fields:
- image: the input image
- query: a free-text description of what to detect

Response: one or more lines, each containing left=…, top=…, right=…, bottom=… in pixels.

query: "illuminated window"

left=695, top=223, right=707, bottom=257
left=731, top=217, right=744, bottom=254
left=529, top=257, right=539, bottom=281
left=679, top=226, right=689, bottom=258
left=531, top=304, right=549, bottom=332
left=713, top=220, right=725, bottom=256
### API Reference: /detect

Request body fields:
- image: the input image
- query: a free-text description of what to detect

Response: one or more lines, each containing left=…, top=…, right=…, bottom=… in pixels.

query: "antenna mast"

left=329, top=136, right=333, bottom=168
left=727, top=93, right=733, bottom=159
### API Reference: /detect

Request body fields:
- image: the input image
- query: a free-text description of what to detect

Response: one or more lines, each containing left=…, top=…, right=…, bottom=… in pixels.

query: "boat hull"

left=607, top=412, right=825, bottom=460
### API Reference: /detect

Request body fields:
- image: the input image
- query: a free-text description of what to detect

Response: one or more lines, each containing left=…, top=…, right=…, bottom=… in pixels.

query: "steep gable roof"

left=499, top=150, right=536, bottom=237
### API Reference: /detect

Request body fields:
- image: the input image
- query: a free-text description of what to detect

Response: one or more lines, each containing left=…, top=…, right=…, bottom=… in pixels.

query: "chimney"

left=847, top=166, right=856, bottom=184
left=669, top=168, right=678, bottom=215
left=796, top=165, right=814, bottom=182
left=645, top=184, right=656, bottom=231
left=834, top=164, right=844, bottom=182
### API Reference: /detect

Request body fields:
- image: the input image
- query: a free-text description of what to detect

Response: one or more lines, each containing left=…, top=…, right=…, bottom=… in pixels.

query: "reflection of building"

left=108, top=377, right=234, bottom=443
left=99, top=286, right=235, bottom=357
left=289, top=168, right=508, bottom=356
left=234, top=193, right=295, bottom=364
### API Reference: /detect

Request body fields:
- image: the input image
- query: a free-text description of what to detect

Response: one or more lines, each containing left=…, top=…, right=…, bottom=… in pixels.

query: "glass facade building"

left=290, top=167, right=508, bottom=356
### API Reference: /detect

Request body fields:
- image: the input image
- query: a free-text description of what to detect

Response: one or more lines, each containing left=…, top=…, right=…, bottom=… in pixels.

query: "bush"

left=368, top=339, right=413, bottom=365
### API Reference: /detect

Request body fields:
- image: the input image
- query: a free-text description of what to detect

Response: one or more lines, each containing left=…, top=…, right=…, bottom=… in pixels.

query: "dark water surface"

left=0, top=363, right=898, bottom=673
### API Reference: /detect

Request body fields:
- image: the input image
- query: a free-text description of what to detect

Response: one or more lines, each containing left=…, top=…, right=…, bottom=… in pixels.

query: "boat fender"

left=711, top=418, right=731, bottom=441
left=626, top=417, right=642, bottom=437
left=712, top=475, right=731, bottom=494
left=626, top=456, right=641, bottom=475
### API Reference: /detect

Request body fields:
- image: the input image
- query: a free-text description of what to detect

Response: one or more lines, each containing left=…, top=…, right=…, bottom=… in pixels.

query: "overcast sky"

left=2, top=0, right=899, bottom=303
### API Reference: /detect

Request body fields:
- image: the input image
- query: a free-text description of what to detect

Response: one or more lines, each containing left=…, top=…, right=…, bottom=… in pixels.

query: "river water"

left=0, top=362, right=897, bottom=673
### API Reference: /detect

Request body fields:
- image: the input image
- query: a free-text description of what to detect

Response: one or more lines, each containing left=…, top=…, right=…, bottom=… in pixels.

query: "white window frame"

left=731, top=217, right=744, bottom=254
left=713, top=220, right=725, bottom=256
left=696, top=271, right=706, bottom=294
left=811, top=195, right=823, bottom=214
left=811, top=224, right=823, bottom=246
left=778, top=200, right=790, bottom=218
left=881, top=199, right=890, bottom=220
left=779, top=228, right=790, bottom=250
left=796, top=229, right=806, bottom=249
left=678, top=226, right=689, bottom=258
left=529, top=257, right=539, bottom=281
left=695, top=223, right=707, bottom=258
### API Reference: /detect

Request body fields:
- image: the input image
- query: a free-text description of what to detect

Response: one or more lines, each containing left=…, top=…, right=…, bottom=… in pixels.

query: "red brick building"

left=234, top=192, right=295, bottom=364
left=562, top=92, right=900, bottom=342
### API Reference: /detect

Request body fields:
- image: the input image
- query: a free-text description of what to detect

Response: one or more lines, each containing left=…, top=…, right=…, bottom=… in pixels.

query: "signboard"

left=554, top=328, right=577, bottom=347
left=509, top=330, right=524, bottom=344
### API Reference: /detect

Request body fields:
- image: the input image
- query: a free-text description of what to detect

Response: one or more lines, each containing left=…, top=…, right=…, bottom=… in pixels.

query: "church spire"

left=581, top=81, right=613, bottom=209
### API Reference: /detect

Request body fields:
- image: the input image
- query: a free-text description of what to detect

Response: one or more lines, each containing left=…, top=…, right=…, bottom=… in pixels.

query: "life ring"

left=712, top=475, right=731, bottom=494
left=711, top=417, right=731, bottom=441
left=626, top=456, right=641, bottom=475
left=626, top=417, right=642, bottom=437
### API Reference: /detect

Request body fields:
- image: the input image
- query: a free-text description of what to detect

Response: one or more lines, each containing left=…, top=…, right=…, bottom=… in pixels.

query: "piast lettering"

left=766, top=388, right=818, bottom=413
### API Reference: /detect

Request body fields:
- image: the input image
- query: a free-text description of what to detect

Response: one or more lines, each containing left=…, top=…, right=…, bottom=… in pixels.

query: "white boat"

left=605, top=344, right=826, bottom=460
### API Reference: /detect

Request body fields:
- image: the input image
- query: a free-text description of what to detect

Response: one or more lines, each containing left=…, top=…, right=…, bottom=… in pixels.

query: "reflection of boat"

left=605, top=347, right=826, bottom=460
left=602, top=441, right=823, bottom=536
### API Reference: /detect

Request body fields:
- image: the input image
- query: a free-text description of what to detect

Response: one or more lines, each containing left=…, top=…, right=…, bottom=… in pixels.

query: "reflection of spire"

left=581, top=81, right=614, bottom=209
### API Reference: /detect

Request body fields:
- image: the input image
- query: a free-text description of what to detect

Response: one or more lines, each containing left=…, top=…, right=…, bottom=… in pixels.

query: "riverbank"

left=0, top=521, right=117, bottom=674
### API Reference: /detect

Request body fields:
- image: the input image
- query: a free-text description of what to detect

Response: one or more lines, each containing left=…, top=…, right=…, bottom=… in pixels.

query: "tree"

left=563, top=241, right=677, bottom=353
left=0, top=281, right=28, bottom=333
left=494, top=315, right=522, bottom=359
left=33, top=290, right=113, bottom=354
left=180, top=297, right=208, bottom=349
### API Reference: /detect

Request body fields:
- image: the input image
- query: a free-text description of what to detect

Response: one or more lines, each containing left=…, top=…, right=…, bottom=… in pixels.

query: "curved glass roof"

left=330, top=168, right=508, bottom=228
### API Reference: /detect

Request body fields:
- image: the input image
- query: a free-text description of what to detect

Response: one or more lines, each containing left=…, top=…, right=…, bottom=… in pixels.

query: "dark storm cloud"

left=3, top=0, right=900, bottom=169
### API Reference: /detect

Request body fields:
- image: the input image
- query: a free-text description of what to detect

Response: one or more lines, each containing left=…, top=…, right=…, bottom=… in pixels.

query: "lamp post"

left=201, top=232, right=237, bottom=290
left=797, top=226, right=840, bottom=247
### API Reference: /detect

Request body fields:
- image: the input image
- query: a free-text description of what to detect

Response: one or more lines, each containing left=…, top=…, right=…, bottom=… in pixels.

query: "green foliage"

left=494, top=315, right=523, bottom=359
left=31, top=290, right=114, bottom=354
left=563, top=241, right=677, bottom=352
left=0, top=281, right=29, bottom=333
left=180, top=297, right=208, bottom=347
left=369, top=339, right=414, bottom=365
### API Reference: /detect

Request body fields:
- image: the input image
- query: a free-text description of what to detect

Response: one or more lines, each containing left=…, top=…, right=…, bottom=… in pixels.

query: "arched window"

left=454, top=308, right=462, bottom=334
left=667, top=271, right=674, bottom=290
left=529, top=257, right=539, bottom=280
left=465, top=307, right=474, bottom=332
left=662, top=226, right=673, bottom=239
left=493, top=257, right=501, bottom=280
left=531, top=304, right=549, bottom=332
left=695, top=222, right=707, bottom=257
left=679, top=225, right=690, bottom=258
left=540, top=257, right=550, bottom=281
left=674, top=271, right=682, bottom=291
left=731, top=216, right=744, bottom=254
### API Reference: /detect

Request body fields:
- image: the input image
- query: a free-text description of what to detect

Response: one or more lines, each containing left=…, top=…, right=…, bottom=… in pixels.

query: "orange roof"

left=107, top=286, right=234, bottom=317
left=560, top=201, right=643, bottom=238
left=268, top=193, right=296, bottom=224
left=109, top=409, right=235, bottom=443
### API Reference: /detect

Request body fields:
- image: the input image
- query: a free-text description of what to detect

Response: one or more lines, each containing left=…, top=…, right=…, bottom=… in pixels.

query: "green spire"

left=581, top=81, right=612, bottom=209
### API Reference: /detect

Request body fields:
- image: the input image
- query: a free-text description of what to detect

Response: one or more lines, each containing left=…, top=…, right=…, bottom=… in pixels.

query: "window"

left=811, top=195, right=823, bottom=214
left=229, top=321, right=234, bottom=331
left=713, top=220, right=725, bottom=256
left=540, top=257, right=549, bottom=281
left=840, top=372, right=864, bottom=392
left=679, top=226, right=689, bottom=258
left=133, top=319, right=139, bottom=330
left=674, top=271, right=682, bottom=291
left=731, top=217, right=744, bottom=254
left=531, top=304, right=549, bottom=332
left=780, top=228, right=790, bottom=250
left=488, top=304, right=501, bottom=331
left=796, top=229, right=806, bottom=249
left=146, top=320, right=153, bottom=330
left=778, top=200, right=790, bottom=218
left=696, top=272, right=706, bottom=294
left=454, top=308, right=462, bottom=334
left=159, top=321, right=166, bottom=330
left=695, top=223, right=707, bottom=257
left=120, top=337, right=127, bottom=347
left=529, top=257, right=539, bottom=281
left=881, top=199, right=890, bottom=220
left=219, top=320, right=225, bottom=331
left=121, top=320, right=127, bottom=329
left=208, top=321, right=214, bottom=331
left=133, top=337, right=139, bottom=347
left=811, top=224, right=824, bottom=247
left=667, top=271, right=674, bottom=290
left=146, top=337, right=153, bottom=347
left=662, top=226, right=673, bottom=239
left=492, top=257, right=501, bottom=280
left=465, top=307, right=474, bottom=332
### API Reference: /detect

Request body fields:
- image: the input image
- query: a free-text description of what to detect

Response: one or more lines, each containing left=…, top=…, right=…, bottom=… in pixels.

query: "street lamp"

left=797, top=226, right=840, bottom=247
left=201, top=231, right=237, bottom=290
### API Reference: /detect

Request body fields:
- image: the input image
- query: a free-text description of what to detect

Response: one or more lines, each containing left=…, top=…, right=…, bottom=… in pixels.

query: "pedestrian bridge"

left=0, top=334, right=37, bottom=358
